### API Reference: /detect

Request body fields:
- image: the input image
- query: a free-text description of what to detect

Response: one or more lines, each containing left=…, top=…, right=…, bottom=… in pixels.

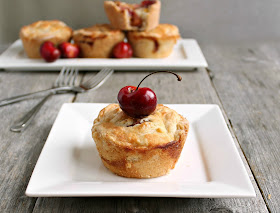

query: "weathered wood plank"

left=32, top=70, right=268, bottom=213
left=202, top=42, right=280, bottom=213
left=0, top=71, right=78, bottom=212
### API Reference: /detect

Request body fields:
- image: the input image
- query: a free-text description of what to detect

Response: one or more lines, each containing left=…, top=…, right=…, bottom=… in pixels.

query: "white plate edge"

left=25, top=103, right=255, bottom=198
left=0, top=39, right=208, bottom=70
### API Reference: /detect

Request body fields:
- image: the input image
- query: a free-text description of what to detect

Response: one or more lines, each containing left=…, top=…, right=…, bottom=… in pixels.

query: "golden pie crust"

left=19, top=20, right=72, bottom=58
left=73, top=24, right=125, bottom=58
left=127, top=24, right=180, bottom=58
left=92, top=104, right=189, bottom=178
left=104, top=1, right=161, bottom=31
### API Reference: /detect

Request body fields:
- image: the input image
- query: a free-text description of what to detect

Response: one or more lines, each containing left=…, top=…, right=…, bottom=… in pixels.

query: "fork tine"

left=81, top=68, right=113, bottom=90
left=54, top=67, right=79, bottom=88
left=65, top=67, right=75, bottom=85
left=81, top=68, right=109, bottom=88
left=69, top=68, right=79, bottom=86
left=62, top=67, right=71, bottom=86
left=65, top=67, right=74, bottom=85
left=54, top=67, right=67, bottom=87
left=92, top=68, right=114, bottom=87
left=58, top=67, right=70, bottom=87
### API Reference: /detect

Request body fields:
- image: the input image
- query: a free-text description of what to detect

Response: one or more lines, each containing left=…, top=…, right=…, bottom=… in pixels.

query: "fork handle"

left=0, top=86, right=83, bottom=107
left=10, top=93, right=53, bottom=132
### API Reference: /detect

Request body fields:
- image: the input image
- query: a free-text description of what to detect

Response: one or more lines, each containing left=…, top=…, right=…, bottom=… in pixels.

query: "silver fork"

left=10, top=67, right=114, bottom=132
left=10, top=67, right=79, bottom=132
left=0, top=68, right=113, bottom=106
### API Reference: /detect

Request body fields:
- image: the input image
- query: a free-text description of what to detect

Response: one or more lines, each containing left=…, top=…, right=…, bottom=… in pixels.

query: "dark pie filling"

left=130, top=11, right=142, bottom=27
left=127, top=121, right=142, bottom=127
left=127, top=119, right=150, bottom=127
left=152, top=39, right=159, bottom=52
left=79, top=41, right=94, bottom=46
left=77, top=35, right=108, bottom=47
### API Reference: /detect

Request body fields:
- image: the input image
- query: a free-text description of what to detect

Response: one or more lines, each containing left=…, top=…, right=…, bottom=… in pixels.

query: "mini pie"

left=104, top=0, right=161, bottom=31
left=19, top=20, right=72, bottom=58
left=92, top=104, right=189, bottom=178
left=127, top=24, right=180, bottom=58
left=73, top=24, right=125, bottom=58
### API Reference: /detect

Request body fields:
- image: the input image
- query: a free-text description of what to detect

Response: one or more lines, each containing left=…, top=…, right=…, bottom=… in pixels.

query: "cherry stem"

left=135, top=71, right=182, bottom=91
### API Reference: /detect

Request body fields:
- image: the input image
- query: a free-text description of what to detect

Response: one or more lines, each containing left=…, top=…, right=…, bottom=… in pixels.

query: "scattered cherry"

left=113, top=41, right=133, bottom=58
left=40, top=41, right=61, bottom=62
left=58, top=42, right=80, bottom=58
left=118, top=71, right=182, bottom=118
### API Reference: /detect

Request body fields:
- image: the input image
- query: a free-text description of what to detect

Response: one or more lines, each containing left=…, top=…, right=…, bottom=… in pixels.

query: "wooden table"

left=0, top=41, right=279, bottom=213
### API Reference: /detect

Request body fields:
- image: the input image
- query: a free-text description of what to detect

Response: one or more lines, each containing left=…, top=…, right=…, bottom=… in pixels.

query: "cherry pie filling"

left=127, top=118, right=151, bottom=127
left=115, top=0, right=156, bottom=28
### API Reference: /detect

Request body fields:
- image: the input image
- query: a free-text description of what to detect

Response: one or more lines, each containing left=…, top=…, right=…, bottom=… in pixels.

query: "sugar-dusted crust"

left=19, top=20, right=72, bottom=58
left=92, top=104, right=189, bottom=178
left=104, top=1, right=160, bottom=31
left=73, top=24, right=125, bottom=58
left=127, top=23, right=180, bottom=58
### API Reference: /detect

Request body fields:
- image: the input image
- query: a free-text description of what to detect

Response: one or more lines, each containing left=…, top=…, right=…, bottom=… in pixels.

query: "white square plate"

left=0, top=39, right=207, bottom=71
left=26, top=103, right=255, bottom=197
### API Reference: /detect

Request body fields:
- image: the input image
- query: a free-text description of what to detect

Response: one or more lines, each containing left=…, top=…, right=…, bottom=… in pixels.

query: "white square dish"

left=0, top=39, right=207, bottom=71
left=26, top=103, right=255, bottom=197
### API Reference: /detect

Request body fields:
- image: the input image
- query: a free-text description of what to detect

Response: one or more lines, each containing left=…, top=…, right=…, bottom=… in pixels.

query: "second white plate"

left=0, top=39, right=207, bottom=71
left=26, top=103, right=255, bottom=198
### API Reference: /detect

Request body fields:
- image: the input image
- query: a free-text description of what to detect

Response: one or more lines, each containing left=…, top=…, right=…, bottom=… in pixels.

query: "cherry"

left=40, top=41, right=61, bottom=62
left=58, top=42, right=80, bottom=58
left=113, top=41, right=133, bottom=58
left=141, top=0, right=156, bottom=7
left=118, top=85, right=156, bottom=118
left=118, top=71, right=182, bottom=118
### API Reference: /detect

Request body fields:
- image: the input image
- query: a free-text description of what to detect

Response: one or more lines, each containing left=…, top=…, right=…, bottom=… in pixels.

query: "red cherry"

left=141, top=0, right=156, bottom=7
left=58, top=42, right=80, bottom=58
left=40, top=41, right=61, bottom=62
left=118, top=71, right=182, bottom=118
left=113, top=41, right=133, bottom=58
left=118, top=86, right=157, bottom=118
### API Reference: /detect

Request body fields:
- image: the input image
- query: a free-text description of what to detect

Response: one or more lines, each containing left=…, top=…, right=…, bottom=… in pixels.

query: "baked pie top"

left=112, top=0, right=159, bottom=14
left=128, top=24, right=180, bottom=39
left=73, top=24, right=124, bottom=41
left=20, top=20, right=72, bottom=40
left=92, top=104, right=188, bottom=148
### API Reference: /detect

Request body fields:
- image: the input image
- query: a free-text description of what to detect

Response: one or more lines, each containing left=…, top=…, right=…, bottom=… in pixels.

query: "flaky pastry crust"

left=127, top=24, right=180, bottom=58
left=104, top=1, right=160, bottom=31
left=73, top=24, right=125, bottom=58
left=19, top=20, right=72, bottom=58
left=92, top=104, right=189, bottom=178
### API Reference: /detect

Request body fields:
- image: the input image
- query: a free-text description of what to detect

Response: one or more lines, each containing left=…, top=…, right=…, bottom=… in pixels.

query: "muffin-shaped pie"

left=73, top=24, right=125, bottom=58
left=104, top=0, right=161, bottom=31
left=92, top=104, right=189, bottom=178
left=19, top=20, right=72, bottom=58
left=127, top=24, right=180, bottom=58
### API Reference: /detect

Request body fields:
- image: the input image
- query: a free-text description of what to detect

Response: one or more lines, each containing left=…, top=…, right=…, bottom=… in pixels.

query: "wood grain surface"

left=1, top=42, right=279, bottom=212
left=0, top=72, right=77, bottom=212
left=202, top=42, right=280, bottom=213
